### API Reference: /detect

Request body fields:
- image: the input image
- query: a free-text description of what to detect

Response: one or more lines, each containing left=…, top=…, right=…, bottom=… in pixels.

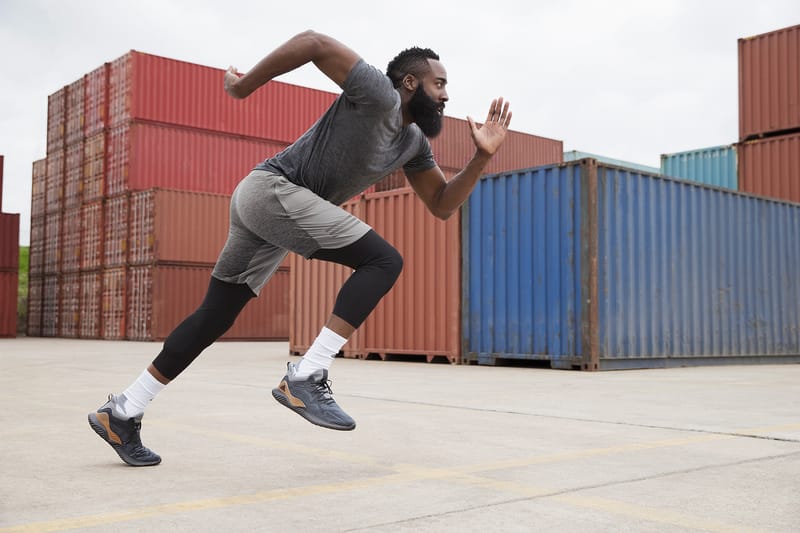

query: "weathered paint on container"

left=738, top=132, right=800, bottom=204
left=128, top=189, right=230, bottom=265
left=47, top=88, right=66, bottom=155
left=464, top=159, right=800, bottom=369
left=29, top=216, right=44, bottom=277
left=101, top=267, right=127, bottom=340
left=104, top=194, right=129, bottom=267
left=0, top=213, right=20, bottom=270
left=106, top=121, right=287, bottom=197
left=565, top=150, right=660, bottom=174
left=46, top=149, right=64, bottom=214
left=79, top=271, right=101, bottom=338
left=64, top=143, right=84, bottom=210
left=42, top=275, right=60, bottom=337
left=660, top=145, right=738, bottom=190
left=65, top=78, right=85, bottom=147
left=739, top=24, right=800, bottom=140
left=0, top=271, right=18, bottom=337
left=44, top=211, right=62, bottom=274
left=83, top=132, right=105, bottom=203
left=59, top=273, right=80, bottom=338
left=127, top=264, right=289, bottom=341
left=31, top=159, right=47, bottom=219
left=80, top=201, right=103, bottom=271
left=0, top=155, right=3, bottom=208
left=61, top=207, right=82, bottom=273
left=27, top=275, right=43, bottom=337
left=108, top=51, right=337, bottom=141
left=84, top=64, right=108, bottom=137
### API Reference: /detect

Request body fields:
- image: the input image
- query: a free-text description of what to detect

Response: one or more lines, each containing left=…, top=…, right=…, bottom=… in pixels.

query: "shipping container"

left=565, top=150, right=660, bottom=174
left=739, top=24, right=800, bottom=140
left=80, top=201, right=103, bottom=271
left=27, top=275, right=43, bottom=337
left=0, top=271, right=18, bottom=337
left=42, top=275, right=60, bottom=337
left=464, top=159, right=800, bottom=370
left=660, top=145, right=738, bottom=190
left=45, top=149, right=65, bottom=214
left=738, top=133, right=800, bottom=204
left=106, top=121, right=288, bottom=197
left=31, top=159, right=47, bottom=219
left=59, top=273, right=81, bottom=338
left=44, top=211, right=62, bottom=274
left=104, top=194, right=128, bottom=267
left=108, top=51, right=337, bottom=141
left=127, top=264, right=290, bottom=341
left=101, top=267, right=126, bottom=340
left=128, top=189, right=230, bottom=265
left=0, top=154, right=3, bottom=208
left=64, top=142, right=84, bottom=210
left=61, top=207, right=82, bottom=273
left=79, top=271, right=101, bottom=338
left=65, top=78, right=85, bottom=147
left=47, top=88, right=66, bottom=154
left=0, top=213, right=20, bottom=270
left=29, top=216, right=44, bottom=276
left=83, top=132, right=105, bottom=203
left=84, top=64, right=108, bottom=137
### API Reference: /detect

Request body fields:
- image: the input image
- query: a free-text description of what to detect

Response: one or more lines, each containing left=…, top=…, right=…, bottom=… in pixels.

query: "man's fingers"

left=485, top=98, right=498, bottom=123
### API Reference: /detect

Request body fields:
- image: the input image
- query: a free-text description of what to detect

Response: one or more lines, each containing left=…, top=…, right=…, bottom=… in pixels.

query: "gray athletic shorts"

left=212, top=170, right=371, bottom=295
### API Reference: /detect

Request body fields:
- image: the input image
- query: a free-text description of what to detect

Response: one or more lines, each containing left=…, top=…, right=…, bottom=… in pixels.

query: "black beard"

left=408, top=85, right=443, bottom=138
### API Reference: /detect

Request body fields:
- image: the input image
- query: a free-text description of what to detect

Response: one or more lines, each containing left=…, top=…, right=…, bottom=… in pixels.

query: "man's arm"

left=224, top=30, right=360, bottom=99
left=406, top=98, right=512, bottom=220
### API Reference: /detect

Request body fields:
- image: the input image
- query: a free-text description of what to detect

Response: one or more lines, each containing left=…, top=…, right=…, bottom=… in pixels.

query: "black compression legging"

left=151, top=230, right=403, bottom=380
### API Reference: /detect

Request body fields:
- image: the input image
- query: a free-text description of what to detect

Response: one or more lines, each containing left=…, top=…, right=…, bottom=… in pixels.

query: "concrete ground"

left=1, top=338, right=799, bottom=533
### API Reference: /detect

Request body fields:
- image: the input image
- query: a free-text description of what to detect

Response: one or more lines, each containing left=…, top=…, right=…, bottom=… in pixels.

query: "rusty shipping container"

left=64, top=143, right=84, bottom=210
left=80, top=201, right=103, bottom=271
left=108, top=51, right=336, bottom=141
left=42, top=275, right=59, bottom=337
left=31, top=159, right=47, bottom=219
left=45, top=149, right=65, bottom=214
left=59, top=273, right=81, bottom=338
left=65, top=78, right=85, bottom=147
left=61, top=207, right=82, bottom=273
left=83, top=132, right=106, bottom=203
left=129, top=189, right=230, bottom=265
left=104, top=194, right=129, bottom=267
left=47, top=88, right=66, bottom=155
left=0, top=213, right=20, bottom=270
left=106, top=121, right=288, bottom=197
left=29, top=216, right=44, bottom=277
left=127, top=264, right=289, bottom=341
left=44, top=211, right=62, bottom=274
left=79, top=271, right=101, bottom=338
left=0, top=271, right=18, bottom=337
left=738, top=132, right=800, bottom=204
left=101, top=267, right=127, bottom=340
left=84, top=64, right=109, bottom=137
left=739, top=24, right=800, bottom=140
left=27, top=275, right=43, bottom=337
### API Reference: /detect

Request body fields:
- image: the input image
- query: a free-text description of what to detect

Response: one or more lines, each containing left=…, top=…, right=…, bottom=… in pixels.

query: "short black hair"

left=386, top=47, right=440, bottom=88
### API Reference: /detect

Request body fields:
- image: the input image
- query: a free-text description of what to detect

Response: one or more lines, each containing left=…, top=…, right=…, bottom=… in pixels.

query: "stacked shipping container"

left=660, top=145, right=738, bottom=190
left=1, top=156, right=22, bottom=337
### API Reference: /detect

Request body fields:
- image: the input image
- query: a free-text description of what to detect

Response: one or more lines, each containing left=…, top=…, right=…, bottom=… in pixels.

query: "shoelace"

left=313, top=379, right=336, bottom=404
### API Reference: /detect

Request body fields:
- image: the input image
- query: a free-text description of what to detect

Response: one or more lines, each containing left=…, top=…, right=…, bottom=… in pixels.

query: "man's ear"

left=402, top=74, right=417, bottom=91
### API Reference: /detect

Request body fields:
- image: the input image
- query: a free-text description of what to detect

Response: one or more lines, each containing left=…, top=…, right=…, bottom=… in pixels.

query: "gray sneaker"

left=272, top=363, right=356, bottom=431
left=88, top=394, right=162, bottom=466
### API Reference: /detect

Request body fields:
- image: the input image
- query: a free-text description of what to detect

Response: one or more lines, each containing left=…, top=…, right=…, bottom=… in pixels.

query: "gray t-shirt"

left=256, top=59, right=436, bottom=205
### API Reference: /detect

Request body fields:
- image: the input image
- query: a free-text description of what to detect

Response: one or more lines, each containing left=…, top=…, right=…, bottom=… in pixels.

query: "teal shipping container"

left=463, top=159, right=800, bottom=370
left=564, top=150, right=660, bottom=175
left=660, top=145, right=738, bottom=190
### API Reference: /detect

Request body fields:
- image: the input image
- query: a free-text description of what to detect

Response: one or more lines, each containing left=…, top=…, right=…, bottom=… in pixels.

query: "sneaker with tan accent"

left=87, top=394, right=162, bottom=466
left=272, top=363, right=356, bottom=431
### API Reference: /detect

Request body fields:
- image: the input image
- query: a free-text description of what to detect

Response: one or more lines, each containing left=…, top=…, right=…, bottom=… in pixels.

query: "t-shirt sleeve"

left=342, top=59, right=398, bottom=111
left=403, top=132, right=437, bottom=175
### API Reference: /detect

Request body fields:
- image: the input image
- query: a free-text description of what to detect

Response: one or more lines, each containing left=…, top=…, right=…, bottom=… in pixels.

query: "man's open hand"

left=468, top=98, right=512, bottom=157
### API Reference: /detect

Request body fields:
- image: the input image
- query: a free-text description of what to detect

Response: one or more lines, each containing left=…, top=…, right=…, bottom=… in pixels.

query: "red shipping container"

left=106, top=121, right=287, bottom=197
left=0, top=271, right=17, bottom=337
left=129, top=189, right=230, bottom=265
left=104, top=194, right=129, bottom=267
left=61, top=207, right=82, bottom=273
left=27, top=275, right=43, bottom=337
left=31, top=159, right=47, bottom=218
left=42, top=275, right=59, bottom=337
left=64, top=143, right=84, bottom=210
left=29, top=216, right=44, bottom=276
left=80, top=201, right=103, bottom=271
left=102, top=267, right=127, bottom=339
left=84, top=64, right=108, bottom=137
left=65, top=77, right=85, bottom=147
left=46, top=149, right=65, bottom=214
left=0, top=213, right=20, bottom=270
left=79, top=271, right=101, bottom=338
left=44, top=211, right=62, bottom=274
left=47, top=88, right=66, bottom=155
left=59, top=273, right=81, bottom=338
left=127, top=264, right=289, bottom=341
left=738, top=132, right=800, bottom=203
left=739, top=24, right=800, bottom=140
left=0, top=154, right=3, bottom=208
left=108, top=51, right=336, bottom=142
left=83, top=132, right=105, bottom=203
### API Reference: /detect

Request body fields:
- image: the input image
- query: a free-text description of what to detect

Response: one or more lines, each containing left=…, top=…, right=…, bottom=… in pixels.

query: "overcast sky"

left=1, top=0, right=798, bottom=244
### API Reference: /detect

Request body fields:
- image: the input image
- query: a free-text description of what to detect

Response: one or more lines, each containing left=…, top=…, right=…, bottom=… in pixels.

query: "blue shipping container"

left=463, top=159, right=800, bottom=370
left=660, top=145, right=738, bottom=190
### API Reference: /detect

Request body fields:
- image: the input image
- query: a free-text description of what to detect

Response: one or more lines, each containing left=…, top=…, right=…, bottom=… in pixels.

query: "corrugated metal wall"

left=738, top=133, right=800, bottom=204
left=660, top=145, right=738, bottom=190
left=565, top=150, right=660, bottom=174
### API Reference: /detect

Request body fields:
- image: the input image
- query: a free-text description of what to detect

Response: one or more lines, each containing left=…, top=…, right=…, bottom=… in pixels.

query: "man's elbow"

left=431, top=207, right=455, bottom=220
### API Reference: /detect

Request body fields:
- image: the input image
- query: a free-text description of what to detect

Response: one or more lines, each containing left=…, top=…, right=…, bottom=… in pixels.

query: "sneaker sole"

left=87, top=413, right=162, bottom=467
left=271, top=388, right=356, bottom=431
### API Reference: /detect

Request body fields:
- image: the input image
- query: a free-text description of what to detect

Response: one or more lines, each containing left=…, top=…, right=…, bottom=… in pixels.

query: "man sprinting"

left=88, top=30, right=512, bottom=466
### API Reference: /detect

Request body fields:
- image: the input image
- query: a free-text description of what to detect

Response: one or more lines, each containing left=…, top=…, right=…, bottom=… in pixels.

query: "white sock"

left=294, top=327, right=348, bottom=378
left=119, top=369, right=166, bottom=418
